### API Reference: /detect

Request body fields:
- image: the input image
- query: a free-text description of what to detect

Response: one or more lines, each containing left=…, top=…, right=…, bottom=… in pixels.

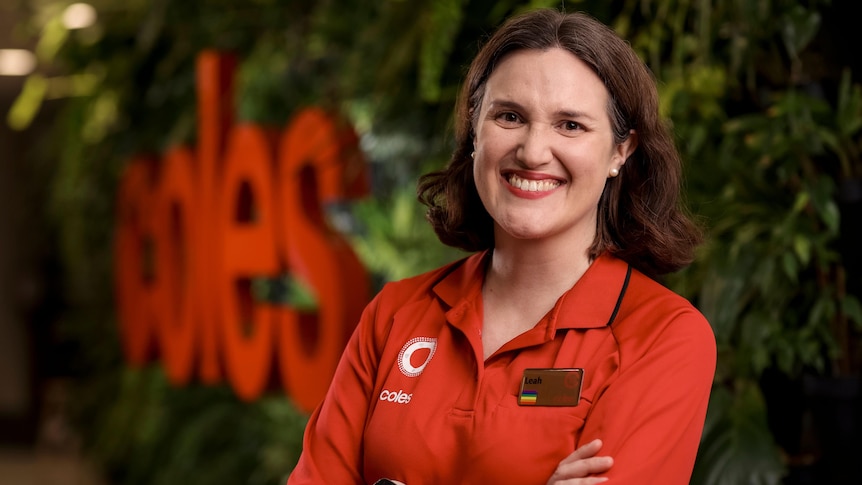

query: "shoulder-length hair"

left=417, top=8, right=702, bottom=277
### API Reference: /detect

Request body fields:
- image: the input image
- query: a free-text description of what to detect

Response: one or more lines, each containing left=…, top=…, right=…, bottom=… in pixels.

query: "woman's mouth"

left=506, top=173, right=562, bottom=192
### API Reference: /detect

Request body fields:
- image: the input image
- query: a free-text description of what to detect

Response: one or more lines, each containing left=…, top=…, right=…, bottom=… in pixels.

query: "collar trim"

left=433, top=251, right=632, bottom=331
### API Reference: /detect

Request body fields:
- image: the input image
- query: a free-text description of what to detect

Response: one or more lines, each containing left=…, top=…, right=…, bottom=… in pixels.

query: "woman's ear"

left=615, top=129, right=638, bottom=165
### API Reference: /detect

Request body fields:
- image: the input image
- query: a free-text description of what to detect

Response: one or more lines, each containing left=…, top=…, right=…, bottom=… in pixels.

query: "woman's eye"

left=497, top=112, right=520, bottom=123
left=563, top=121, right=581, bottom=131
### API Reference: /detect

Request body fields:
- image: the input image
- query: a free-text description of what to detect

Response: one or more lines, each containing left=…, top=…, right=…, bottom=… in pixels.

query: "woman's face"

left=472, top=47, right=634, bottom=249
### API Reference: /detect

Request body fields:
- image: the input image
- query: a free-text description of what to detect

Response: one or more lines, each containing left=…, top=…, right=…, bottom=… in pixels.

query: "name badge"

left=518, top=368, right=583, bottom=406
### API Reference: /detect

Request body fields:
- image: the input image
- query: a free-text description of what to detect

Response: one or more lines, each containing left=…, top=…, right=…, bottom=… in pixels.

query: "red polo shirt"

left=287, top=251, right=715, bottom=484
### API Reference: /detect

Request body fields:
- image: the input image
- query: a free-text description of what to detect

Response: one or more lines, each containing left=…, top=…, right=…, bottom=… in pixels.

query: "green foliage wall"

left=11, top=0, right=862, bottom=483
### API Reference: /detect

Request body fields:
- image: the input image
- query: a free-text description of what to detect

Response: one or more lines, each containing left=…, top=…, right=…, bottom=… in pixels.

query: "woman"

left=288, top=9, right=715, bottom=485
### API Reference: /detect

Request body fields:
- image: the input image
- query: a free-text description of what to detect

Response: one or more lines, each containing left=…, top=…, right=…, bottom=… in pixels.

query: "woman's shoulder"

left=371, top=251, right=483, bottom=313
left=612, top=266, right=715, bottom=353
left=357, top=253, right=483, bottom=347
left=623, top=268, right=701, bottom=310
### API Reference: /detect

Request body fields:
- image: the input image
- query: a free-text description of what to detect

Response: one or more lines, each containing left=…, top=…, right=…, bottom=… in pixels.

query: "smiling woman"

left=419, top=10, right=700, bottom=278
left=469, top=47, right=639, bottom=358
left=472, top=48, right=634, bottom=258
left=288, top=9, right=715, bottom=485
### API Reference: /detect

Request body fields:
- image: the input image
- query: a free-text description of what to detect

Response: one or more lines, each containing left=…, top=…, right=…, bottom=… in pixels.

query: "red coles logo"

left=113, top=51, right=370, bottom=413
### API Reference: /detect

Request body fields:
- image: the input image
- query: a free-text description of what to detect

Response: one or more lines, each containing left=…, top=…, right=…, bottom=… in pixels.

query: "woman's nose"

left=516, top=124, right=553, bottom=167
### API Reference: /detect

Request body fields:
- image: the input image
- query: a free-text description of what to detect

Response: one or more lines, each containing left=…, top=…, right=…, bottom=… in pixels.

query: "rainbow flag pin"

left=520, top=390, right=538, bottom=405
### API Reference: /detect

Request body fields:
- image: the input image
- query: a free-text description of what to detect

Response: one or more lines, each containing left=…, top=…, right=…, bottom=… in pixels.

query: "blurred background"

left=1, top=0, right=860, bottom=484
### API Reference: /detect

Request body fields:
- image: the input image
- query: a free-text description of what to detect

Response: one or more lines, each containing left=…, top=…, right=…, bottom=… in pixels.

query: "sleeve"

left=287, top=293, right=385, bottom=485
left=578, top=311, right=716, bottom=484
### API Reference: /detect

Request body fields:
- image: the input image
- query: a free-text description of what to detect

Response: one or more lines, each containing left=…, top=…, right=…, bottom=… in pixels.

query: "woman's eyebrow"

left=489, top=99, right=596, bottom=121
left=487, top=99, right=524, bottom=111
left=487, top=99, right=599, bottom=126
left=555, top=109, right=597, bottom=121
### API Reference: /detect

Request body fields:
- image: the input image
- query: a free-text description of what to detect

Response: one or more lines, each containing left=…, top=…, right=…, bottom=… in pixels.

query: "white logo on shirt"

left=397, top=337, right=437, bottom=377
left=379, top=389, right=412, bottom=404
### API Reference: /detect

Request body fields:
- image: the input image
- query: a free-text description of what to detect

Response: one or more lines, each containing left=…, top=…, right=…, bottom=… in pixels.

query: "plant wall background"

left=7, top=0, right=861, bottom=484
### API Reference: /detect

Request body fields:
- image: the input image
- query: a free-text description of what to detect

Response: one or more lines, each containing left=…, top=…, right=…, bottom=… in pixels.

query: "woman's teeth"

left=507, top=174, right=560, bottom=192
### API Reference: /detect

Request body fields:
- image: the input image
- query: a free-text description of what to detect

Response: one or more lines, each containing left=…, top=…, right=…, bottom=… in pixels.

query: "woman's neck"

left=479, top=234, right=594, bottom=360
left=484, top=231, right=593, bottom=300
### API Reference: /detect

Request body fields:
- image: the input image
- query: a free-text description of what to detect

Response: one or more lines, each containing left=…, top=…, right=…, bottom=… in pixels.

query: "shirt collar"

left=431, top=250, right=489, bottom=309
left=550, top=253, right=631, bottom=329
left=432, top=250, right=631, bottom=330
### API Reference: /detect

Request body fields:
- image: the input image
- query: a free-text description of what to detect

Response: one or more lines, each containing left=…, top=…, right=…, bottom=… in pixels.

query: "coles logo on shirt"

left=380, top=337, right=437, bottom=405
left=397, top=337, right=437, bottom=377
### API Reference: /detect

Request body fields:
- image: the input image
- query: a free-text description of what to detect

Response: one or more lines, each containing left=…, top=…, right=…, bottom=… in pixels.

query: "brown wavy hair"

left=417, top=9, right=702, bottom=277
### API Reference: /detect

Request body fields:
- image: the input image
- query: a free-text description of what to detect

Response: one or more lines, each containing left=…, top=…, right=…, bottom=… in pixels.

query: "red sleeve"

left=579, top=311, right=716, bottom=484
left=287, top=294, right=384, bottom=485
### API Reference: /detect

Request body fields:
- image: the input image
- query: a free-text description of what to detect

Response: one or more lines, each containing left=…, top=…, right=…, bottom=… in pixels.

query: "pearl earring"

left=471, top=151, right=475, bottom=159
left=609, top=167, right=620, bottom=177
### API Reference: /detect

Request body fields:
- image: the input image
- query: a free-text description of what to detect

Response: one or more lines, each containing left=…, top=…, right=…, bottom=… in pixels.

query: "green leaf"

left=781, top=251, right=798, bottom=282
left=792, top=235, right=811, bottom=266
left=821, top=200, right=841, bottom=233
left=781, top=7, right=821, bottom=58
left=7, top=74, right=48, bottom=130
left=691, top=383, right=785, bottom=485
left=807, top=297, right=836, bottom=330
left=836, top=69, right=862, bottom=137
left=842, top=296, right=862, bottom=330
left=807, top=178, right=840, bottom=233
left=791, top=190, right=810, bottom=214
